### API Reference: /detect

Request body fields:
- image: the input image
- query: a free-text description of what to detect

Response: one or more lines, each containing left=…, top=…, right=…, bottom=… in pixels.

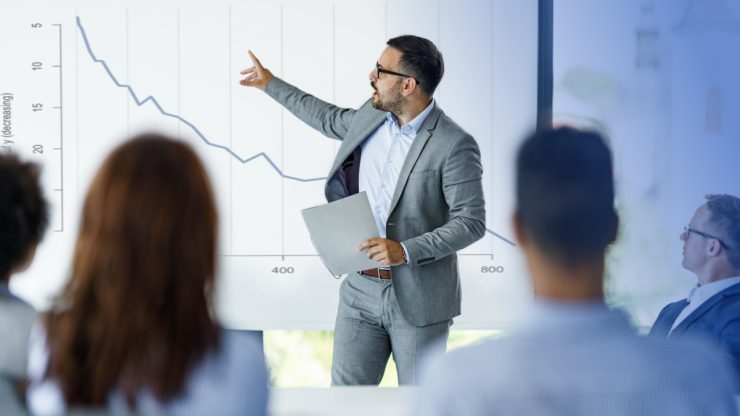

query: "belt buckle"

left=377, top=268, right=391, bottom=280
left=359, top=268, right=388, bottom=279
left=360, top=268, right=380, bottom=279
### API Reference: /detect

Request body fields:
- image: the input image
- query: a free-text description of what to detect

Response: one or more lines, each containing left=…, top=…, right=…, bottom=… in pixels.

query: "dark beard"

left=371, top=85, right=403, bottom=115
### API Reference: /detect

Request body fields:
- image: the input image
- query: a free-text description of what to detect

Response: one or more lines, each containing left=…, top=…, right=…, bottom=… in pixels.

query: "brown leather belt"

left=360, top=268, right=392, bottom=279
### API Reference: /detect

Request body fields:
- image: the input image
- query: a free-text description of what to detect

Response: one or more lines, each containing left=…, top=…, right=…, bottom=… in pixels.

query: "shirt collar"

left=385, top=99, right=436, bottom=137
left=689, top=275, right=740, bottom=305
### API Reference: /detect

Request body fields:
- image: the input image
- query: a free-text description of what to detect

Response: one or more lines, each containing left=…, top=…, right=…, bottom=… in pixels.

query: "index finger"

left=248, top=50, right=264, bottom=71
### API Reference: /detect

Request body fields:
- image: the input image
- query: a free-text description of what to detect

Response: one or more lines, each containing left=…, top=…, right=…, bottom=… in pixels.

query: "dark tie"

left=338, top=146, right=361, bottom=196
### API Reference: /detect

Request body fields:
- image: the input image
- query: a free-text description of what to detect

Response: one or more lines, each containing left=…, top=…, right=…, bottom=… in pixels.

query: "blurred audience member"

left=26, top=134, right=268, bottom=415
left=0, top=154, right=48, bottom=409
left=413, top=128, right=737, bottom=415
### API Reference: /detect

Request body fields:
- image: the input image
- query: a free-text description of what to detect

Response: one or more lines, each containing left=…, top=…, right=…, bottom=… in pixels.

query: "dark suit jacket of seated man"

left=651, top=194, right=740, bottom=392
left=239, top=35, right=485, bottom=385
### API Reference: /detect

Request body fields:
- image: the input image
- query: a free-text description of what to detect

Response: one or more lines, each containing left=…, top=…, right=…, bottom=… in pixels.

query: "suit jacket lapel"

left=671, top=283, right=740, bottom=337
left=650, top=299, right=688, bottom=338
left=328, top=113, right=385, bottom=180
left=387, top=107, right=442, bottom=216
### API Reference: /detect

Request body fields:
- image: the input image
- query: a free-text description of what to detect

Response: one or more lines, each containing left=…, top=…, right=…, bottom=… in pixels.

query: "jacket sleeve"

left=401, top=134, right=486, bottom=266
left=265, top=77, right=357, bottom=141
left=720, top=318, right=740, bottom=392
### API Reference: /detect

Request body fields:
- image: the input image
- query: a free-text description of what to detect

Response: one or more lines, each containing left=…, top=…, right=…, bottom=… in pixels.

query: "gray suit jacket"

left=265, top=77, right=486, bottom=326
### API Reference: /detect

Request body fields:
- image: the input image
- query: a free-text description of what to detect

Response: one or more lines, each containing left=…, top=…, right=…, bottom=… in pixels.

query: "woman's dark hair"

left=44, top=134, right=220, bottom=406
left=387, top=35, right=444, bottom=97
left=0, top=154, right=48, bottom=281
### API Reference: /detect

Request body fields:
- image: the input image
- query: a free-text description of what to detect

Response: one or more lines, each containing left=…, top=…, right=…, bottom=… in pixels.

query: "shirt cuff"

left=400, top=242, right=410, bottom=264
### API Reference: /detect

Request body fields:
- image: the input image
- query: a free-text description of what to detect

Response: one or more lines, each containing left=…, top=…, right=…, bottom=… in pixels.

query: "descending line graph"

left=485, top=228, right=514, bottom=246
left=76, top=16, right=325, bottom=183
left=75, top=15, right=516, bottom=246
left=3, top=0, right=538, bottom=328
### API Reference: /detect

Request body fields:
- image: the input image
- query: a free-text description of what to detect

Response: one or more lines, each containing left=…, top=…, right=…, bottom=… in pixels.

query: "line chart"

left=2, top=1, right=539, bottom=329
left=76, top=16, right=325, bottom=183
left=76, top=15, right=515, bottom=246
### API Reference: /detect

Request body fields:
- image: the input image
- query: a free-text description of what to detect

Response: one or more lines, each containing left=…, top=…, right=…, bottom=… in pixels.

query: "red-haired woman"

left=26, top=134, right=268, bottom=415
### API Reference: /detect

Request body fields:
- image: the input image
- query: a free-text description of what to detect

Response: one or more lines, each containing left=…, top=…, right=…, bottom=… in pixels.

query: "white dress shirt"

left=359, top=99, right=435, bottom=266
left=670, top=275, right=740, bottom=333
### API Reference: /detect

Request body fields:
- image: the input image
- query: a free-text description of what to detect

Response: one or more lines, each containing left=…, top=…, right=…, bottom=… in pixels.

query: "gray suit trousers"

left=331, top=273, right=450, bottom=386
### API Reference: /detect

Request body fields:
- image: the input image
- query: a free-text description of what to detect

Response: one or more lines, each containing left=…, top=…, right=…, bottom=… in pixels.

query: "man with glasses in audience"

left=239, top=36, right=485, bottom=385
left=650, top=194, right=740, bottom=391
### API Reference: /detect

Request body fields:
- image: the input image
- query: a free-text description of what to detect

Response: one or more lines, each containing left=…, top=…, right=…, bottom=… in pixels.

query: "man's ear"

left=402, top=77, right=418, bottom=97
left=707, top=238, right=722, bottom=257
left=513, top=210, right=527, bottom=247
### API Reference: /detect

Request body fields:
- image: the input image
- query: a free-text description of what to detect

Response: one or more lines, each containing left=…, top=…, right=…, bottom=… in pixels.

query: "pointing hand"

left=239, top=50, right=274, bottom=91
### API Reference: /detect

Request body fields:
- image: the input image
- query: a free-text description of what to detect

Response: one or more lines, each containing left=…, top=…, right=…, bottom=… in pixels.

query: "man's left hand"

left=358, top=238, right=406, bottom=266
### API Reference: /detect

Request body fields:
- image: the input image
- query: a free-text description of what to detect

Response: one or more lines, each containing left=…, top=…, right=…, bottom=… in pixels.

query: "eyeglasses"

left=683, top=226, right=732, bottom=250
left=375, top=63, right=419, bottom=83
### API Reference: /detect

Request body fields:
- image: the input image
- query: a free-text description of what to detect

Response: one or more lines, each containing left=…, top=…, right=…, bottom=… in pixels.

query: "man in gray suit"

left=240, top=35, right=485, bottom=385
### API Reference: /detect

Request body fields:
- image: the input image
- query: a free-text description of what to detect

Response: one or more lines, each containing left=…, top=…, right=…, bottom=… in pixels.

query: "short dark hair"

left=386, top=35, right=444, bottom=97
left=516, top=127, right=618, bottom=265
left=705, top=194, right=740, bottom=267
left=0, top=154, right=49, bottom=281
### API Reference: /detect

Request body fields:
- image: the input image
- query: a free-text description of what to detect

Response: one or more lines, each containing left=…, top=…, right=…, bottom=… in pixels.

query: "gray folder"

left=301, top=192, right=383, bottom=276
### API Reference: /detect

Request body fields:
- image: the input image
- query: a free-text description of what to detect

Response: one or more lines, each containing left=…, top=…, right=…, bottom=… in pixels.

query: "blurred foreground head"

left=515, top=127, right=618, bottom=282
left=45, top=133, right=220, bottom=406
left=0, top=154, right=48, bottom=282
